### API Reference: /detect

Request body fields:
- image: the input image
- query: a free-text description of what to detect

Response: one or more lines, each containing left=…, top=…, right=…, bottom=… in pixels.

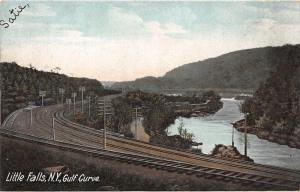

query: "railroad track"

left=41, top=106, right=300, bottom=187
left=59, top=103, right=298, bottom=172
left=55, top=108, right=300, bottom=179
left=1, top=127, right=299, bottom=190
left=1, top=103, right=300, bottom=190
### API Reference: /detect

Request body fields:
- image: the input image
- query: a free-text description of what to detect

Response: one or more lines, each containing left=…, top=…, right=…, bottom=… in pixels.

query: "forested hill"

left=0, top=62, right=117, bottom=121
left=112, top=44, right=300, bottom=92
left=242, top=44, right=300, bottom=140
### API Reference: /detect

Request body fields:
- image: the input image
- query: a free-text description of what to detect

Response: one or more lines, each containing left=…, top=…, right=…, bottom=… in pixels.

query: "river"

left=167, top=98, right=300, bottom=170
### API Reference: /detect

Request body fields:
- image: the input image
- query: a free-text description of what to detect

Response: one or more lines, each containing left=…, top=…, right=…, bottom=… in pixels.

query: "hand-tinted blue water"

left=167, top=98, right=300, bottom=170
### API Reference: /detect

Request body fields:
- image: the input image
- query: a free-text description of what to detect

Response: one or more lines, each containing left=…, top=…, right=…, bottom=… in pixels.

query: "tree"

left=246, top=45, right=300, bottom=134
left=55, top=67, right=61, bottom=73
left=186, top=132, right=195, bottom=142
left=51, top=67, right=61, bottom=73
left=294, top=124, right=300, bottom=139
left=177, top=118, right=184, bottom=136
left=183, top=128, right=188, bottom=140
left=273, top=119, right=287, bottom=133
left=28, top=64, right=35, bottom=70
left=255, top=114, right=272, bottom=130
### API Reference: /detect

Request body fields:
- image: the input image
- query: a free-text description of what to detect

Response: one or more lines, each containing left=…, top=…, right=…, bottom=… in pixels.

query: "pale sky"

left=0, top=1, right=300, bottom=81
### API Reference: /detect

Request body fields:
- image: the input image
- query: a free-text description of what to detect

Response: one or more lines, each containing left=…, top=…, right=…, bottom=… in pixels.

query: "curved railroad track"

left=1, top=101, right=300, bottom=190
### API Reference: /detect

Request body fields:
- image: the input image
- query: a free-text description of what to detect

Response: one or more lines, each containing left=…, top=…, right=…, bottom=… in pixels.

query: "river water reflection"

left=167, top=98, right=300, bottom=170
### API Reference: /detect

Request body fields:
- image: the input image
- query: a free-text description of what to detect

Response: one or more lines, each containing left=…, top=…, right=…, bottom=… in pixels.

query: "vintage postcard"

left=0, top=1, right=300, bottom=191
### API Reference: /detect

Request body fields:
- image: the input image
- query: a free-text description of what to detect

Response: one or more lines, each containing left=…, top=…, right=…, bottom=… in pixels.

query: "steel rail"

left=7, top=107, right=300, bottom=189
left=0, top=128, right=299, bottom=190
left=1, top=104, right=299, bottom=190
left=55, top=108, right=300, bottom=180
left=61, top=107, right=300, bottom=174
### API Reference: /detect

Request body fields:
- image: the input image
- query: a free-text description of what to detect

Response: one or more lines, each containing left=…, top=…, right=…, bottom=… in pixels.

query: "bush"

left=294, top=124, right=300, bottom=139
left=273, top=119, right=287, bottom=133
left=124, top=131, right=134, bottom=138
left=255, top=115, right=272, bottom=129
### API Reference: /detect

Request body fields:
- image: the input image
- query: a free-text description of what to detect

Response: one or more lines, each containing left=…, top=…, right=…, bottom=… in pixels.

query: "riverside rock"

left=233, top=120, right=300, bottom=149
left=210, top=144, right=253, bottom=162
left=288, top=141, right=297, bottom=148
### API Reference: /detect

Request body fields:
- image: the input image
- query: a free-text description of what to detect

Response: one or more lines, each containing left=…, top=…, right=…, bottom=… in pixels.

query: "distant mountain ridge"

left=101, top=81, right=117, bottom=88
left=112, top=44, right=300, bottom=92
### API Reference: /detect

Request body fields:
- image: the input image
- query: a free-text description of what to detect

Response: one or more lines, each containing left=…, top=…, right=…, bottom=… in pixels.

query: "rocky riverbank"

left=233, top=120, right=300, bottom=149
left=210, top=144, right=253, bottom=162
left=149, top=93, right=223, bottom=150
left=108, top=90, right=223, bottom=151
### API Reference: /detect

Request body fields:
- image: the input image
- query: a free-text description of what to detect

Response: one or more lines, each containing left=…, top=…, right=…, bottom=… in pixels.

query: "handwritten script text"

left=0, top=4, right=30, bottom=29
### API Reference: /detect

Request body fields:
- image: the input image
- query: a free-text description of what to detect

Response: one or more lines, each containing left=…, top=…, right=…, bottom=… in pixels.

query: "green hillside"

left=0, top=62, right=117, bottom=121
left=241, top=44, right=300, bottom=144
left=113, top=44, right=300, bottom=92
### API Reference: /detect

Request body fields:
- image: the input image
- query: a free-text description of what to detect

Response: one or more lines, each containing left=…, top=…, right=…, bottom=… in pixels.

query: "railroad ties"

left=1, top=104, right=300, bottom=191
left=95, top=149, right=299, bottom=190
left=53, top=108, right=300, bottom=190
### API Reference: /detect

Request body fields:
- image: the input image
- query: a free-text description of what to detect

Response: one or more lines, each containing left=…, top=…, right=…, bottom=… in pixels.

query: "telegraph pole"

left=232, top=127, right=235, bottom=147
left=87, top=96, right=91, bottom=117
left=135, top=108, right=137, bottom=139
left=103, top=100, right=106, bottom=149
left=0, top=74, right=2, bottom=128
left=131, top=107, right=142, bottom=140
left=72, top=92, right=77, bottom=116
left=0, top=89, right=1, bottom=129
left=97, top=99, right=113, bottom=149
left=39, top=91, right=46, bottom=107
left=59, top=88, right=65, bottom=104
left=66, top=98, right=71, bottom=112
left=98, top=99, right=105, bottom=148
left=30, top=108, right=33, bottom=127
left=79, top=86, right=85, bottom=113
left=244, top=113, right=248, bottom=156
left=52, top=117, right=56, bottom=141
